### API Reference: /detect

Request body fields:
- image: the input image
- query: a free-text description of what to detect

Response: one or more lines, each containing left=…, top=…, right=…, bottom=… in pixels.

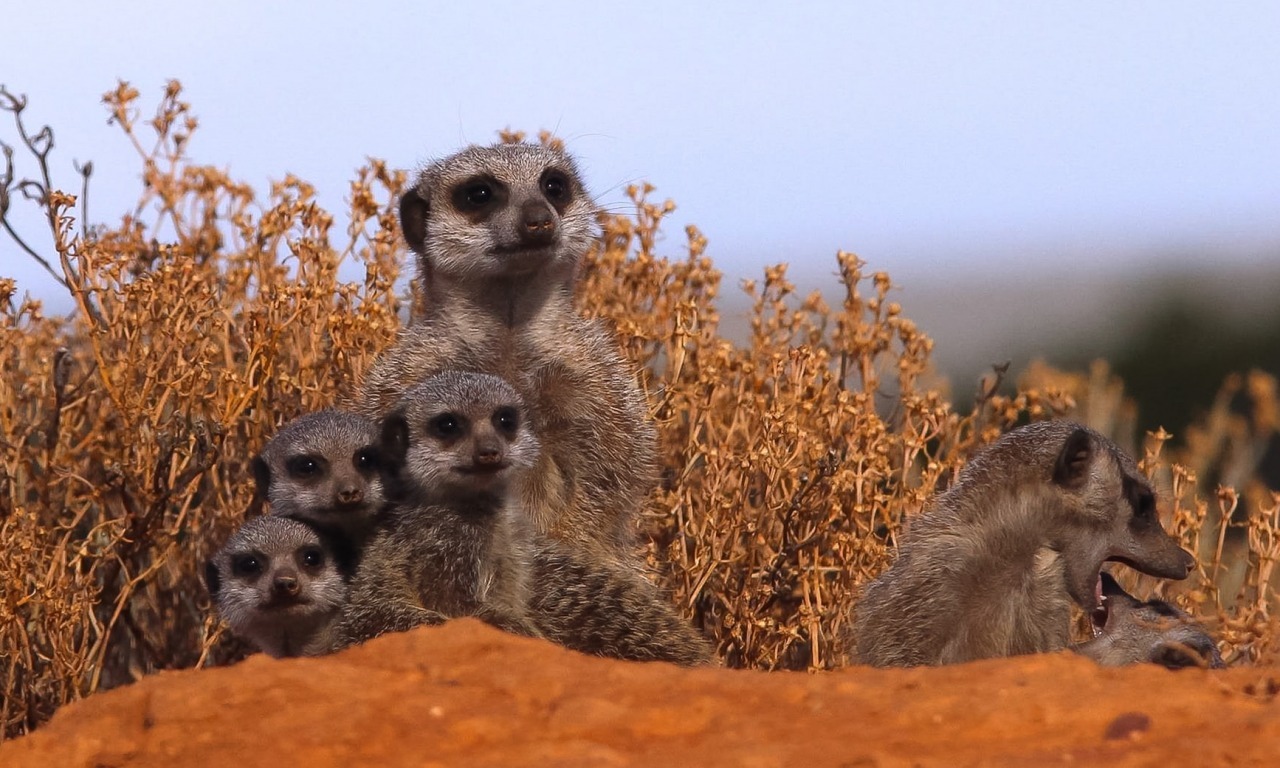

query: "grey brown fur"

left=850, top=420, right=1196, bottom=667
left=527, top=539, right=713, bottom=666
left=253, top=408, right=385, bottom=547
left=204, top=516, right=348, bottom=658
left=1074, top=571, right=1224, bottom=669
left=336, top=372, right=541, bottom=648
left=356, top=143, right=657, bottom=563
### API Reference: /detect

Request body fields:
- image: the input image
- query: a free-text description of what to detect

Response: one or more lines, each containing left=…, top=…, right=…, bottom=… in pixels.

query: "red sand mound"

left=2, top=619, right=1276, bottom=767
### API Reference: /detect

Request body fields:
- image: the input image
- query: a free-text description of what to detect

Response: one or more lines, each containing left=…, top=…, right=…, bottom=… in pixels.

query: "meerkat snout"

left=520, top=199, right=556, bottom=244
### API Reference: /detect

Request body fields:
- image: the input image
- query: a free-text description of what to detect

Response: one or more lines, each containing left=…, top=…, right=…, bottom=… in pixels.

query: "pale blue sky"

left=3, top=1, right=1278, bottom=309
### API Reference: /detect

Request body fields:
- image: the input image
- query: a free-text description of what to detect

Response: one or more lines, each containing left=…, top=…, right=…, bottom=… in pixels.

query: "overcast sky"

left=4, top=1, right=1278, bottom=309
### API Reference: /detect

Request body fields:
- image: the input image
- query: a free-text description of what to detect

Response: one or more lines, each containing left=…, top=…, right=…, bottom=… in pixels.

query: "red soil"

left=2, top=619, right=1276, bottom=767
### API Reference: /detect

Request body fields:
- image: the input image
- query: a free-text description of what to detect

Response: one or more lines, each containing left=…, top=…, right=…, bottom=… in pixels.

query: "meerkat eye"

left=493, top=406, right=520, bottom=437
left=1134, top=489, right=1156, bottom=519
left=299, top=546, right=325, bottom=570
left=541, top=171, right=570, bottom=203
left=456, top=180, right=495, bottom=211
left=428, top=413, right=463, bottom=440
left=354, top=448, right=379, bottom=473
left=285, top=455, right=323, bottom=479
left=230, top=553, right=263, bottom=578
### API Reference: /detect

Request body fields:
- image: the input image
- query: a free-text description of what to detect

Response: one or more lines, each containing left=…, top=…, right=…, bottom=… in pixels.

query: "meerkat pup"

left=1074, top=571, right=1224, bottom=669
left=253, top=409, right=385, bottom=549
left=356, top=142, right=657, bottom=564
left=338, top=370, right=711, bottom=665
left=849, top=420, right=1196, bottom=668
left=335, top=371, right=542, bottom=648
left=204, top=516, right=349, bottom=658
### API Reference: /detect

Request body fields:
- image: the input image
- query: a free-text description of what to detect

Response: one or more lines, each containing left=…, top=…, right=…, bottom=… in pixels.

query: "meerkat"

left=252, top=409, right=385, bottom=550
left=849, top=420, right=1196, bottom=668
left=204, top=516, right=349, bottom=658
left=1073, top=571, right=1224, bottom=669
left=337, top=370, right=711, bottom=665
left=355, top=142, right=657, bottom=564
left=334, top=371, right=542, bottom=648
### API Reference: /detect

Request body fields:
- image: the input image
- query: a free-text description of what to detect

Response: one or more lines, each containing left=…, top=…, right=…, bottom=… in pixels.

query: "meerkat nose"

left=273, top=574, right=301, bottom=597
left=519, top=200, right=556, bottom=244
left=336, top=485, right=363, bottom=505
left=475, top=446, right=503, bottom=465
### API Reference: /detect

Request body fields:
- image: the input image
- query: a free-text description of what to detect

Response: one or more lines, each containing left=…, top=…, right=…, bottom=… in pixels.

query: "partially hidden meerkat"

left=335, top=371, right=543, bottom=648
left=355, top=142, right=657, bottom=564
left=204, top=516, right=349, bottom=658
left=252, top=408, right=385, bottom=551
left=849, top=420, right=1196, bottom=668
left=337, top=371, right=711, bottom=665
left=1073, top=571, right=1224, bottom=669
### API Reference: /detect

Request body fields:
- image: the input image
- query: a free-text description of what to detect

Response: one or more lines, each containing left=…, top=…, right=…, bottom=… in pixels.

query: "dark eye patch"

left=540, top=170, right=571, bottom=204
left=285, top=455, right=324, bottom=480
left=299, top=546, right=325, bottom=570
left=1124, top=476, right=1157, bottom=520
left=354, top=447, right=379, bottom=473
left=230, top=553, right=264, bottom=578
left=428, top=413, right=465, bottom=440
left=493, top=406, right=520, bottom=437
left=451, top=175, right=505, bottom=215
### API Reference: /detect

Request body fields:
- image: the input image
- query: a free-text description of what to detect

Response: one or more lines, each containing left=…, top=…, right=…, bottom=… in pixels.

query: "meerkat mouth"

left=1090, top=576, right=1109, bottom=637
left=263, top=594, right=312, bottom=610
left=456, top=463, right=509, bottom=476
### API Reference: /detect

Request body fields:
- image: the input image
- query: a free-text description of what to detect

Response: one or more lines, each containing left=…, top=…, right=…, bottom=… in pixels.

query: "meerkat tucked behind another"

left=253, top=408, right=385, bottom=551
left=850, top=421, right=1196, bottom=668
left=1073, top=571, right=1224, bottom=669
left=337, top=370, right=712, bottom=665
left=205, top=516, right=350, bottom=658
left=356, top=143, right=658, bottom=565
left=334, top=371, right=543, bottom=649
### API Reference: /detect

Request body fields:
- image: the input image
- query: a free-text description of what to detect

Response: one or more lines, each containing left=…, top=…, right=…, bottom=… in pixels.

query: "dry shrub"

left=1, top=83, right=1276, bottom=739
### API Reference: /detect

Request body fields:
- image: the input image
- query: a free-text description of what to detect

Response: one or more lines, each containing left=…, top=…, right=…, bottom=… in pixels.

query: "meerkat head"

left=1081, top=571, right=1224, bottom=669
left=204, top=516, right=349, bottom=656
left=252, top=409, right=385, bottom=537
left=398, top=143, right=599, bottom=287
left=967, top=421, right=1196, bottom=614
left=377, top=371, right=539, bottom=506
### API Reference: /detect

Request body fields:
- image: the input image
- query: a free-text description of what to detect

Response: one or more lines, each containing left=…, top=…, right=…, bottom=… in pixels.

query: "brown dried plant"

left=1, top=84, right=1276, bottom=740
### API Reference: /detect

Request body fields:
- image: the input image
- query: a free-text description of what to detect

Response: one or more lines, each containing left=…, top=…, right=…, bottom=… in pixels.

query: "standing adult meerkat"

left=356, top=143, right=657, bottom=563
left=336, top=371, right=543, bottom=647
left=849, top=421, right=1196, bottom=668
left=252, top=409, right=385, bottom=550
left=204, top=516, right=349, bottom=659
left=1073, top=571, right=1224, bottom=669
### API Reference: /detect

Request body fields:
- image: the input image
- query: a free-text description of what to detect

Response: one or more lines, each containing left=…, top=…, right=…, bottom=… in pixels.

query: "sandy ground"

left=2, top=619, right=1276, bottom=767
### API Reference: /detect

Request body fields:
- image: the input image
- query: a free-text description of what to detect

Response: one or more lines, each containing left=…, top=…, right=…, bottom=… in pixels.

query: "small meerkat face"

left=1081, top=571, right=1224, bottom=669
left=204, top=517, right=348, bottom=626
left=252, top=410, right=385, bottom=533
left=379, top=371, right=539, bottom=503
left=398, top=144, right=599, bottom=284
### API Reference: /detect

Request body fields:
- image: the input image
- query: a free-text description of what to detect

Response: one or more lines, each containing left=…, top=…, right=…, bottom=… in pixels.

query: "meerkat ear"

left=204, top=560, right=222, bottom=598
left=1052, top=427, right=1094, bottom=489
left=399, top=187, right=430, bottom=254
left=251, top=455, right=271, bottom=500
left=379, top=413, right=411, bottom=466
